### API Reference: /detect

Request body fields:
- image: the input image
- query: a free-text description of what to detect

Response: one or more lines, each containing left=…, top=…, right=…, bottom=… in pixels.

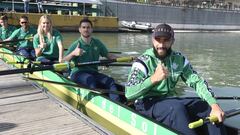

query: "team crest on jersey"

left=94, top=46, right=98, bottom=51
left=172, top=62, right=178, bottom=70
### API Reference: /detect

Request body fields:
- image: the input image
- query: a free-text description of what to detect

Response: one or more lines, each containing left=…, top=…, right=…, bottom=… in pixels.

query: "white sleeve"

left=132, top=62, right=147, bottom=76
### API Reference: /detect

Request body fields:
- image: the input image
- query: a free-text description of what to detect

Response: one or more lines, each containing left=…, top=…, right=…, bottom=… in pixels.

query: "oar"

left=76, top=56, right=134, bottom=66
left=6, top=61, right=57, bottom=65
left=109, top=51, right=140, bottom=55
left=188, top=108, right=240, bottom=129
left=0, top=36, right=33, bottom=45
left=6, top=57, right=134, bottom=66
left=104, top=63, right=132, bottom=66
left=0, top=64, right=60, bottom=75
left=63, top=48, right=139, bottom=55
left=0, top=57, right=135, bottom=76
left=23, top=77, right=125, bottom=95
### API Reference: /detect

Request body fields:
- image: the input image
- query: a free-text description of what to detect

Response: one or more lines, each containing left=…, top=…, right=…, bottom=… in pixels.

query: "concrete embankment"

left=1, top=12, right=118, bottom=32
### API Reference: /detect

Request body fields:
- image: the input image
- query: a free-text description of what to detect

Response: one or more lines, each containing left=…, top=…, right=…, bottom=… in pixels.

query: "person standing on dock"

left=0, top=15, right=16, bottom=42
left=5, top=15, right=36, bottom=59
left=23, top=0, right=30, bottom=13
left=125, top=24, right=227, bottom=135
left=63, top=18, right=120, bottom=102
left=33, top=15, right=64, bottom=63
left=36, top=0, right=44, bottom=13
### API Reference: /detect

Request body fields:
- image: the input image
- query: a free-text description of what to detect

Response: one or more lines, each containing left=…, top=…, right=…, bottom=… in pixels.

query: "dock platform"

left=0, top=60, right=111, bottom=135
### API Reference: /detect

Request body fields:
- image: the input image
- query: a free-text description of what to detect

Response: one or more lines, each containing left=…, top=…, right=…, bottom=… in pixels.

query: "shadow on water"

left=0, top=123, right=17, bottom=132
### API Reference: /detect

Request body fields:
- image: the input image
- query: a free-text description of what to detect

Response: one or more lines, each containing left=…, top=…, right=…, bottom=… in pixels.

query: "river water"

left=62, top=32, right=240, bottom=90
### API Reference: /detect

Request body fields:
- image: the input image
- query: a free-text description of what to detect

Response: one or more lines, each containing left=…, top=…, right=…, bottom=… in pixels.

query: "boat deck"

left=0, top=60, right=111, bottom=135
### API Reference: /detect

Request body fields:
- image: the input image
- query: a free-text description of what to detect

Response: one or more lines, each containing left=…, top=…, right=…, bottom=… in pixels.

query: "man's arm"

left=181, top=57, right=225, bottom=122
left=33, top=34, right=44, bottom=57
left=181, top=57, right=216, bottom=105
left=4, top=29, right=18, bottom=41
left=126, top=62, right=153, bottom=100
left=63, top=43, right=84, bottom=62
left=57, top=40, right=64, bottom=62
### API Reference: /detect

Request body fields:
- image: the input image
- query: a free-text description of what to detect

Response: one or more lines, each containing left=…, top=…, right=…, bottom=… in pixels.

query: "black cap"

left=153, top=24, right=174, bottom=39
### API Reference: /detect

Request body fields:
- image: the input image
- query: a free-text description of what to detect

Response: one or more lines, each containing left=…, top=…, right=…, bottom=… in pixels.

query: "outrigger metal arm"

left=188, top=108, right=240, bottom=129
left=23, top=77, right=125, bottom=95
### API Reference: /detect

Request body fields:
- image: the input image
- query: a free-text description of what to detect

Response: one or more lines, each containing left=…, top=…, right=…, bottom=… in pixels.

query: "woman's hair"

left=37, top=15, right=53, bottom=45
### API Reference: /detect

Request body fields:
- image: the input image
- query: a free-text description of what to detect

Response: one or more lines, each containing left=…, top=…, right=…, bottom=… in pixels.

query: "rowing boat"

left=0, top=47, right=239, bottom=135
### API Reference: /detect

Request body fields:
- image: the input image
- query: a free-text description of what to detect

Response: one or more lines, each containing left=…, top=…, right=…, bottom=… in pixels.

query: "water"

left=62, top=32, right=240, bottom=88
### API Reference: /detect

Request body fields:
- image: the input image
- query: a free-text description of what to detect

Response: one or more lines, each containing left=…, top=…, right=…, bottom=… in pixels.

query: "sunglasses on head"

left=21, top=21, right=28, bottom=24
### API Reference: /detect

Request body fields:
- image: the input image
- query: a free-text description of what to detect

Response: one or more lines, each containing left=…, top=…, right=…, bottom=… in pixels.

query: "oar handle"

left=188, top=119, right=204, bottom=129
left=53, top=62, right=75, bottom=71
left=188, top=116, right=218, bottom=129
left=25, top=36, right=33, bottom=41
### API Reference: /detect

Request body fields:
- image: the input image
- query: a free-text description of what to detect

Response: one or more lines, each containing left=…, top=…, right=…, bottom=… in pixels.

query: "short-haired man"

left=64, top=18, right=120, bottom=102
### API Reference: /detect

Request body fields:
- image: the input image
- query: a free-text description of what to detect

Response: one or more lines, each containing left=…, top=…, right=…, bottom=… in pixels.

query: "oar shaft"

left=109, top=51, right=139, bottom=55
left=0, top=39, right=24, bottom=44
left=7, top=61, right=57, bottom=65
left=0, top=65, right=54, bottom=76
left=76, top=57, right=134, bottom=66
left=103, top=63, right=132, bottom=66
left=225, top=108, right=240, bottom=117
left=0, top=56, right=133, bottom=76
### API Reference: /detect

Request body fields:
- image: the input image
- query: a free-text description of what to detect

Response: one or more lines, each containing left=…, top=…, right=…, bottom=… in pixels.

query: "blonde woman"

left=33, top=15, right=63, bottom=63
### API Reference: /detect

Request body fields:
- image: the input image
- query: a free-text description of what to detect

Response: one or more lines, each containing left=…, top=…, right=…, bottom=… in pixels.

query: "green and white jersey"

left=65, top=37, right=108, bottom=75
left=126, top=48, right=216, bottom=105
left=33, top=29, right=63, bottom=59
left=0, top=25, right=16, bottom=40
left=8, top=26, right=36, bottom=48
